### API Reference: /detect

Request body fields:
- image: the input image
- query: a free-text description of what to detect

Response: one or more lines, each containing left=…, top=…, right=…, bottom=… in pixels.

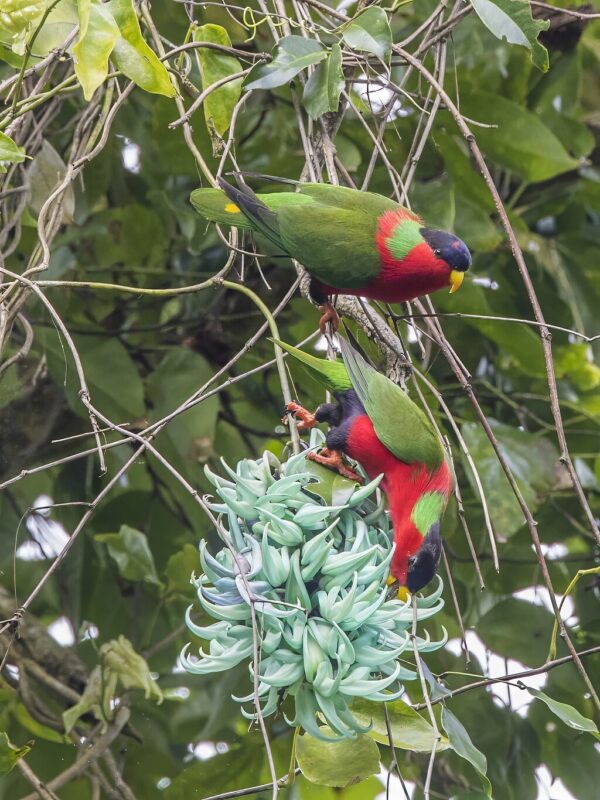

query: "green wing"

left=338, top=337, right=444, bottom=470
left=190, top=182, right=406, bottom=289
left=277, top=185, right=401, bottom=289
left=273, top=339, right=352, bottom=395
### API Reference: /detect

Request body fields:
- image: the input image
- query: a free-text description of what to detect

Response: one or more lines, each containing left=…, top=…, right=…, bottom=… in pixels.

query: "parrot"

left=277, top=336, right=453, bottom=599
left=190, top=175, right=472, bottom=331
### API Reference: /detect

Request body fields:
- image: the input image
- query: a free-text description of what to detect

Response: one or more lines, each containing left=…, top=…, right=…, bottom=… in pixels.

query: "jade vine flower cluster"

left=182, top=430, right=446, bottom=740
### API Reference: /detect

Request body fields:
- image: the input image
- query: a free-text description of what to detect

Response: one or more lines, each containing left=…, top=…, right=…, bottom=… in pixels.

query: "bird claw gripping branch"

left=318, top=302, right=340, bottom=334
left=307, top=448, right=364, bottom=484
left=282, top=401, right=318, bottom=431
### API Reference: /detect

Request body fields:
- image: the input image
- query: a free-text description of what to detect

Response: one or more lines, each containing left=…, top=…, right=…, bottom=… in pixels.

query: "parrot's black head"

left=421, top=228, right=472, bottom=295
left=406, top=522, right=443, bottom=594
left=421, top=228, right=472, bottom=272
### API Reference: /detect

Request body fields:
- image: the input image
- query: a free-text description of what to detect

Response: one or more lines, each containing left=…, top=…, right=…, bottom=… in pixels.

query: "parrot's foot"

left=307, top=448, right=363, bottom=484
left=282, top=401, right=317, bottom=432
left=318, top=302, right=340, bottom=335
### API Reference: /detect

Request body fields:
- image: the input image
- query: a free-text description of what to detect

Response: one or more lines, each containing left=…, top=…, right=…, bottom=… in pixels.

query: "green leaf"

left=528, top=688, right=600, bottom=739
left=458, top=91, right=578, bottom=181
left=194, top=24, right=243, bottom=153
left=0, top=731, right=31, bottom=775
left=469, top=0, right=549, bottom=71
left=296, top=727, right=380, bottom=787
left=351, top=697, right=450, bottom=752
left=303, top=459, right=357, bottom=506
left=244, top=35, right=327, bottom=91
left=96, top=524, right=163, bottom=587
left=44, top=333, right=146, bottom=423
left=477, top=598, right=555, bottom=666
left=0, top=131, right=27, bottom=173
left=555, top=343, right=600, bottom=391
left=165, top=543, right=200, bottom=595
left=28, top=140, right=75, bottom=223
left=442, top=707, right=492, bottom=797
left=105, top=0, right=175, bottom=96
left=341, top=7, right=392, bottom=62
left=461, top=420, right=558, bottom=536
left=302, top=44, right=344, bottom=120
left=13, top=703, right=68, bottom=743
left=73, top=0, right=120, bottom=100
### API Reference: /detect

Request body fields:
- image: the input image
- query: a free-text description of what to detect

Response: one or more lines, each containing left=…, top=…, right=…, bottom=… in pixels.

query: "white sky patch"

left=80, top=622, right=99, bottom=642
left=121, top=139, right=141, bottom=174
left=351, top=82, right=408, bottom=120
left=17, top=494, right=70, bottom=561
left=472, top=276, right=499, bottom=290
left=157, top=777, right=171, bottom=790
left=539, top=542, right=569, bottom=560
left=447, top=631, right=547, bottom=717
left=48, top=616, right=75, bottom=646
left=536, top=765, right=576, bottom=800
left=514, top=586, right=578, bottom=627
left=377, top=765, right=415, bottom=800
left=189, top=740, right=229, bottom=761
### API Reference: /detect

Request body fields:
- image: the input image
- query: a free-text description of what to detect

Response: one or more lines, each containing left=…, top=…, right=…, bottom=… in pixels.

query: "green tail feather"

left=273, top=339, right=352, bottom=395
left=190, top=188, right=255, bottom=229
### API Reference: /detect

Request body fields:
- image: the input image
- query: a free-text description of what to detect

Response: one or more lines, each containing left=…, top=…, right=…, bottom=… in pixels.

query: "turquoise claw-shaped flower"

left=183, top=441, right=446, bottom=739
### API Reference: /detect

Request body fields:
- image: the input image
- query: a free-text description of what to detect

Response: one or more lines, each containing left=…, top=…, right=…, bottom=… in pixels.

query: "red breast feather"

left=345, top=415, right=452, bottom=585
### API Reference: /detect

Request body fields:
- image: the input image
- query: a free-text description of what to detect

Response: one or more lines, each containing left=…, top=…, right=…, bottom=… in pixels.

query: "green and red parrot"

left=190, top=176, right=471, bottom=330
left=277, top=336, right=453, bottom=599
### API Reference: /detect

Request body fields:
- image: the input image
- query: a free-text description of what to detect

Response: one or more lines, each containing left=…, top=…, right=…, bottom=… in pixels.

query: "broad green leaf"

left=28, top=0, right=78, bottom=57
left=442, top=707, right=492, bottom=797
left=303, top=459, right=357, bottom=506
left=296, top=727, right=380, bottom=787
left=477, top=598, right=555, bottom=666
left=96, top=524, right=163, bottom=587
left=165, top=543, right=200, bottom=595
left=165, top=743, right=257, bottom=800
left=351, top=697, right=450, bottom=752
left=244, top=35, right=327, bottom=91
left=0, top=131, right=27, bottom=173
left=13, top=703, right=68, bottom=743
left=193, top=25, right=243, bottom=154
left=105, top=0, right=175, bottom=96
left=528, top=688, right=600, bottom=739
left=28, top=140, right=75, bottom=223
left=411, top=177, right=455, bottom=231
left=341, top=7, right=392, bottom=62
left=44, top=333, right=146, bottom=423
left=458, top=91, right=578, bottom=181
left=0, top=0, right=47, bottom=34
left=0, top=731, right=31, bottom=775
left=461, top=420, right=558, bottom=536
left=302, top=44, right=344, bottom=120
left=555, top=344, right=600, bottom=391
left=469, top=0, right=549, bottom=71
left=146, top=348, right=219, bottom=470
left=73, top=0, right=120, bottom=100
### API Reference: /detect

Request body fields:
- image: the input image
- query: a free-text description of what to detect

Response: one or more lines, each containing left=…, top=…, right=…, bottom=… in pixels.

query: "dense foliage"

left=1, top=1, right=600, bottom=799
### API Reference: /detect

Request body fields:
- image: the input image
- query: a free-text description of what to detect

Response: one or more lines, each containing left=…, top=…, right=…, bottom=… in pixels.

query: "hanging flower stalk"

left=181, top=430, right=446, bottom=740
